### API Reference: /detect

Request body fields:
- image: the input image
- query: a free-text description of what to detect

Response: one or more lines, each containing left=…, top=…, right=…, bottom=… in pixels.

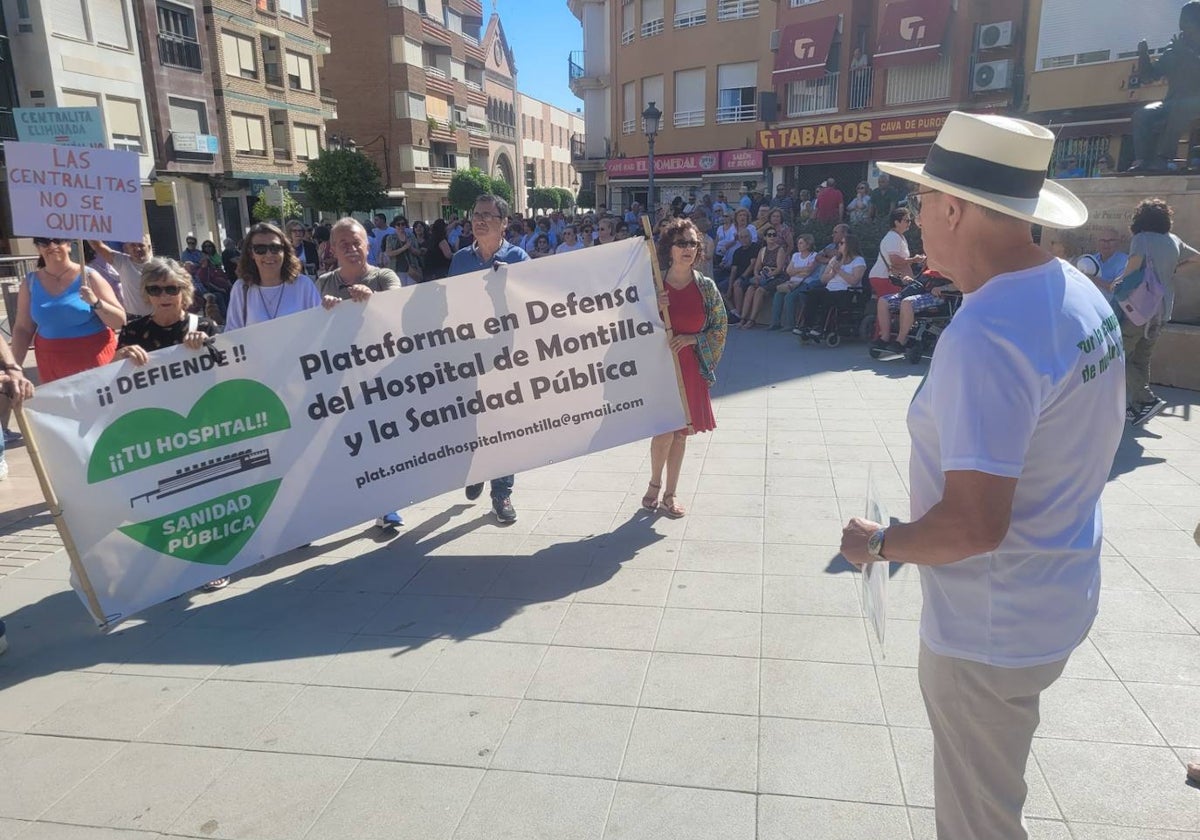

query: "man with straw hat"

left=840, top=112, right=1125, bottom=839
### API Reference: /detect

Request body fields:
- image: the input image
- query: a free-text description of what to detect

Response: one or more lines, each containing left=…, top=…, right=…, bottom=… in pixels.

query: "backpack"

left=1114, top=256, right=1165, bottom=327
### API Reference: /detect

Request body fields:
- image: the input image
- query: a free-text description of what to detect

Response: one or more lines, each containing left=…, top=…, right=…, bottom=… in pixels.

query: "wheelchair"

left=865, top=285, right=962, bottom=364
left=797, top=286, right=874, bottom=348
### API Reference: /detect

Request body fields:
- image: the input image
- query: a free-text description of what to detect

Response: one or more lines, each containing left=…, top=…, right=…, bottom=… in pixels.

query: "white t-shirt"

left=224, top=275, right=322, bottom=331
left=110, top=251, right=150, bottom=317
left=871, top=229, right=909, bottom=279
left=555, top=240, right=585, bottom=255
left=826, top=255, right=865, bottom=291
left=789, top=251, right=818, bottom=279
left=907, top=258, right=1125, bottom=667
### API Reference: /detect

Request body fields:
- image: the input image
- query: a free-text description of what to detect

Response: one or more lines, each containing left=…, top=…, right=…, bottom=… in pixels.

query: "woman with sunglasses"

left=116, top=258, right=226, bottom=587
left=738, top=227, right=789, bottom=329
left=847, top=183, right=872, bottom=224
left=11, top=238, right=126, bottom=383
left=767, top=208, right=793, bottom=253
left=642, top=219, right=727, bottom=518
left=530, top=233, right=553, bottom=259
left=226, top=223, right=321, bottom=331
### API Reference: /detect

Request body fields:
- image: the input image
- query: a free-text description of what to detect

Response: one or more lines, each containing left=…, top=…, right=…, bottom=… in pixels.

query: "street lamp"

left=642, top=101, right=661, bottom=222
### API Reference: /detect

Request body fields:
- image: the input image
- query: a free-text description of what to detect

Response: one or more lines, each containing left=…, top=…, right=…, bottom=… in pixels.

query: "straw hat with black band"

left=877, top=111, right=1089, bottom=230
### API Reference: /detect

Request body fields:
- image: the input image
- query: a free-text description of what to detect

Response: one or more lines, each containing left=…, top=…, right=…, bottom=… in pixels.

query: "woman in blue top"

left=11, top=237, right=126, bottom=383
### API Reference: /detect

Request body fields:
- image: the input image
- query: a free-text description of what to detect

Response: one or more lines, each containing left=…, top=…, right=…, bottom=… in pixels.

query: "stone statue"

left=1129, top=1, right=1200, bottom=172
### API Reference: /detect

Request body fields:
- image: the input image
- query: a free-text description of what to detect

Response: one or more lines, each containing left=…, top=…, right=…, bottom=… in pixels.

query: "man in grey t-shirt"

left=90, top=237, right=154, bottom=317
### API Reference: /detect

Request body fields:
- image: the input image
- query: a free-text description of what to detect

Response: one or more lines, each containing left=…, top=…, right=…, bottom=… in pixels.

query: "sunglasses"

left=674, top=240, right=699, bottom=249
left=145, top=284, right=183, bottom=296
left=33, top=238, right=69, bottom=246
left=186, top=240, right=197, bottom=245
left=907, top=191, right=935, bottom=216
left=251, top=243, right=286, bottom=255
left=764, top=232, right=778, bottom=238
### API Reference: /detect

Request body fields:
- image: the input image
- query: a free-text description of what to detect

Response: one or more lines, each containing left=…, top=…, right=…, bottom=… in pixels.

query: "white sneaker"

left=0, top=456, right=9, bottom=482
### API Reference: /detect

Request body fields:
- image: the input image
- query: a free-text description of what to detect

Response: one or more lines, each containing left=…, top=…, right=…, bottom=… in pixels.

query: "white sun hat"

left=877, top=111, right=1088, bottom=229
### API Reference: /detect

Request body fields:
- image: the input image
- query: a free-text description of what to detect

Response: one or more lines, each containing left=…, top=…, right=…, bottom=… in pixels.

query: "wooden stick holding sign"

left=14, top=405, right=107, bottom=625
left=641, top=215, right=694, bottom=434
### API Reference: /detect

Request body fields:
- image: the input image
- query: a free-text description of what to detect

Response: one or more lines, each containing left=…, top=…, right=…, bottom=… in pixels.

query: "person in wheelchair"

left=798, top=233, right=868, bottom=341
left=872, top=268, right=958, bottom=355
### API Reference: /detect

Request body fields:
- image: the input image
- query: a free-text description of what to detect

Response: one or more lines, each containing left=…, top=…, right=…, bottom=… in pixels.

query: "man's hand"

left=1, top=370, right=34, bottom=403
left=668, top=333, right=698, bottom=353
left=841, top=516, right=884, bottom=568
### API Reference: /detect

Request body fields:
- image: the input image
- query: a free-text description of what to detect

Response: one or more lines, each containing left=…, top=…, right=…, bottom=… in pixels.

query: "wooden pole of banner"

left=641, top=215, right=694, bottom=433
left=14, top=405, right=107, bottom=626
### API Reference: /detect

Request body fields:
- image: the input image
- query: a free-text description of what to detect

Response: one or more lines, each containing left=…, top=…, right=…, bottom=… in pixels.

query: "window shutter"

left=622, top=82, right=635, bottom=121
left=674, top=68, right=704, bottom=112
left=717, top=61, right=757, bottom=90
left=168, top=98, right=204, bottom=133
left=106, top=97, right=141, bottom=138
left=232, top=115, right=251, bottom=151
left=61, top=90, right=100, bottom=109
left=642, top=74, right=663, bottom=109
left=641, top=0, right=662, bottom=22
left=246, top=118, right=265, bottom=152
left=51, top=0, right=88, bottom=39
left=621, top=2, right=634, bottom=31
left=408, top=93, right=427, bottom=120
left=675, top=0, right=704, bottom=12
left=91, top=0, right=130, bottom=48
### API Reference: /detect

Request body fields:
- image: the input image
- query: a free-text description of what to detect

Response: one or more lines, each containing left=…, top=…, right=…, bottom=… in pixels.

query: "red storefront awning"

left=874, top=0, right=952, bottom=69
left=773, top=16, right=841, bottom=85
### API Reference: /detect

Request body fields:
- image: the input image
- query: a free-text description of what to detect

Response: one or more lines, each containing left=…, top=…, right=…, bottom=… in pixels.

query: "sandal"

left=660, top=494, right=686, bottom=518
left=202, top=577, right=230, bottom=592
left=642, top=482, right=662, bottom=511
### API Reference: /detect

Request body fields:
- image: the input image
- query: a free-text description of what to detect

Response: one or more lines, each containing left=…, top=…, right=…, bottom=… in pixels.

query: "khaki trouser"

left=919, top=643, right=1068, bottom=840
left=1121, top=317, right=1161, bottom=408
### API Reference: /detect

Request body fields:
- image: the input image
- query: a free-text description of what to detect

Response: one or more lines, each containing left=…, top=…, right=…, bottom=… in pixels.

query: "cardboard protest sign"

left=22, top=239, right=687, bottom=626
left=5, top=141, right=142, bottom=241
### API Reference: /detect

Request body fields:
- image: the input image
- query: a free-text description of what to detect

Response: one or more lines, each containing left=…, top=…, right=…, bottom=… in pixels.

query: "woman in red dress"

left=643, top=219, right=728, bottom=518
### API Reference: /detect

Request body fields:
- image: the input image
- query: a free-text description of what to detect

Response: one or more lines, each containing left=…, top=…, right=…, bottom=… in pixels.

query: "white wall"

left=582, top=0, right=609, bottom=75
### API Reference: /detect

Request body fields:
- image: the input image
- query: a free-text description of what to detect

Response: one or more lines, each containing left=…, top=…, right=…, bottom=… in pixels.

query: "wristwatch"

left=90, top=300, right=101, bottom=311
left=867, top=528, right=887, bottom=561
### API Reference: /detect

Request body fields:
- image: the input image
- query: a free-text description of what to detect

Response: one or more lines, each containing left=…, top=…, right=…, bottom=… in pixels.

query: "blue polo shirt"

left=1096, top=251, right=1129, bottom=283
left=449, top=239, right=530, bottom=276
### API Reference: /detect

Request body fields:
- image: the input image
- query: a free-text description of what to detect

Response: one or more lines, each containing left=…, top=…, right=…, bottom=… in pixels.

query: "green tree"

left=552, top=187, right=574, bottom=210
left=251, top=189, right=302, bottom=225
left=448, top=167, right=494, bottom=212
left=298, top=148, right=386, bottom=215
left=488, top=176, right=514, bottom=205
left=528, top=186, right=560, bottom=213
left=576, top=188, right=596, bottom=209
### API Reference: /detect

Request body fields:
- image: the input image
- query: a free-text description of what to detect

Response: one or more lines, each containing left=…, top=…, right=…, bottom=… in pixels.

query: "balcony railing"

left=848, top=66, right=874, bottom=110
left=430, top=166, right=454, bottom=180
left=622, top=118, right=636, bottom=134
left=716, top=0, right=758, bottom=20
left=674, top=109, right=705, bottom=127
left=465, top=79, right=483, bottom=92
left=786, top=72, right=839, bottom=117
left=570, top=133, right=586, bottom=159
left=640, top=17, right=664, bottom=37
left=425, top=65, right=447, bottom=79
left=568, top=50, right=585, bottom=81
left=674, top=9, right=707, bottom=28
left=273, top=147, right=292, bottom=160
left=462, top=33, right=480, bottom=46
left=715, top=102, right=757, bottom=123
left=620, top=28, right=635, bottom=45
left=158, top=32, right=202, bottom=71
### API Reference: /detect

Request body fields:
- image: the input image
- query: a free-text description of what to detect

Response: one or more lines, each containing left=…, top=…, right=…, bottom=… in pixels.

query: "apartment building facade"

left=570, top=0, right=775, bottom=212
left=1022, top=0, right=1188, bottom=176
left=317, top=0, right=494, bottom=222
left=132, top=0, right=222, bottom=257
left=761, top=0, right=1024, bottom=193
left=4, top=0, right=155, bottom=182
left=519, top=93, right=585, bottom=210
left=205, top=0, right=332, bottom=239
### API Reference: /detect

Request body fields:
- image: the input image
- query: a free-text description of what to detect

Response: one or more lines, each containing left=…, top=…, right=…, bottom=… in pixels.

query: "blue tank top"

left=28, top=271, right=105, bottom=340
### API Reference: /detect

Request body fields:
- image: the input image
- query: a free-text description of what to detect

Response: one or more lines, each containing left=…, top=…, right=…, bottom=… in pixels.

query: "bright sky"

left=499, top=2, right=584, bottom=113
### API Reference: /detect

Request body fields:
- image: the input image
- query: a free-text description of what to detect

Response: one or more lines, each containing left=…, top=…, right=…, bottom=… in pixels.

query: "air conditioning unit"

left=977, top=20, right=1014, bottom=50
left=770, top=29, right=780, bottom=52
left=973, top=59, right=1013, bottom=92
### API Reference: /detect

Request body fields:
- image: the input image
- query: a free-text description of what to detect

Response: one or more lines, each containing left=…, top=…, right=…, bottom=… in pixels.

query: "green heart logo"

left=87, top=380, right=290, bottom=484
left=119, top=480, right=281, bottom=566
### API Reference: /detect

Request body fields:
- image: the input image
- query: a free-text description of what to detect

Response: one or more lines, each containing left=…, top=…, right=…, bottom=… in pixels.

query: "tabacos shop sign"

left=606, top=149, right=764, bottom=177
left=757, top=112, right=949, bottom=152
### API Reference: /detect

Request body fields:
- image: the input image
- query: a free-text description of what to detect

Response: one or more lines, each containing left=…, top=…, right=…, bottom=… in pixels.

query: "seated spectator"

left=556, top=225, right=585, bottom=254
left=530, top=234, right=554, bottom=258
left=847, top=182, right=872, bottom=224
left=795, top=190, right=814, bottom=222
left=739, top=226, right=788, bottom=328
left=767, top=208, right=793, bottom=253
left=222, top=237, right=243, bottom=282
left=180, top=235, right=204, bottom=265
left=799, top=233, right=867, bottom=337
left=868, top=209, right=923, bottom=297
left=726, top=228, right=761, bottom=311
left=872, top=269, right=957, bottom=353
left=774, top=233, right=820, bottom=331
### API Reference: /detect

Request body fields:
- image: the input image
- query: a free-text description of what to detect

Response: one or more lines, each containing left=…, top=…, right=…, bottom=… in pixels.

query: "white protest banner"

left=22, top=239, right=687, bottom=626
left=5, top=141, right=143, bottom=241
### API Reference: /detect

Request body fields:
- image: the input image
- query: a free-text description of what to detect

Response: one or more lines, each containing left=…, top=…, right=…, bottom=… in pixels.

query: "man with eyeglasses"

left=448, top=194, right=530, bottom=523
left=1090, top=227, right=1129, bottom=292
left=90, top=236, right=155, bottom=317
left=180, top=236, right=204, bottom=266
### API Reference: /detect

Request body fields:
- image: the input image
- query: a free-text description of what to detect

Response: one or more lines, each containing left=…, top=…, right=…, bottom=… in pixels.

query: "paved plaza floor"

left=0, top=329, right=1198, bottom=839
